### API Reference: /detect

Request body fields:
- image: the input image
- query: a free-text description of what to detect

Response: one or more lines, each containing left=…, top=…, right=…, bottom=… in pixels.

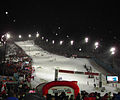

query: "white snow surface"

left=15, top=40, right=120, bottom=96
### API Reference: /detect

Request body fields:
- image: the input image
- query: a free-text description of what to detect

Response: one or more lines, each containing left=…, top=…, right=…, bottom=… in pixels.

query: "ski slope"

left=15, top=40, right=119, bottom=95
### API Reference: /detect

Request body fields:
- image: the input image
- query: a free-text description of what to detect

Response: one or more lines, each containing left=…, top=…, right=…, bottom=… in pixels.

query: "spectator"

left=101, top=93, right=109, bottom=100
left=76, top=93, right=81, bottom=100
left=46, top=94, right=52, bottom=100
left=70, top=95, right=74, bottom=100
left=112, top=93, right=117, bottom=100
left=96, top=93, right=101, bottom=100
left=59, top=92, right=66, bottom=100
left=5, top=92, right=18, bottom=100
left=114, top=92, right=120, bottom=100
left=55, top=93, right=60, bottom=100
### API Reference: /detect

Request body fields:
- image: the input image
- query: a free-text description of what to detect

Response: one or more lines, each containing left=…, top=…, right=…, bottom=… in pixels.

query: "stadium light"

left=56, top=33, right=58, bottom=36
left=85, top=37, right=88, bottom=43
left=70, top=40, right=74, bottom=45
left=110, top=47, right=116, bottom=55
left=5, top=11, right=8, bottom=15
left=46, top=39, right=48, bottom=42
left=111, top=51, right=115, bottom=55
left=66, top=35, right=69, bottom=38
left=52, top=40, right=55, bottom=44
left=58, top=27, right=60, bottom=29
left=36, top=32, right=39, bottom=38
left=94, top=42, right=99, bottom=49
left=28, top=34, right=31, bottom=38
left=42, top=37, right=44, bottom=40
left=79, top=48, right=82, bottom=52
left=19, top=35, right=22, bottom=38
left=60, top=41, right=63, bottom=45
left=6, top=33, right=10, bottom=39
left=110, top=47, right=116, bottom=67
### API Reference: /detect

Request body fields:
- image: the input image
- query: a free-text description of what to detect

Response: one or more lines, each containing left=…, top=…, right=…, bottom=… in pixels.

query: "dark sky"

left=0, top=1, right=120, bottom=43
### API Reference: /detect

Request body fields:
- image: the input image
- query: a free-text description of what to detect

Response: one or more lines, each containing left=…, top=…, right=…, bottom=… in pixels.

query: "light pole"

left=110, top=47, right=116, bottom=67
left=93, top=41, right=99, bottom=58
left=1, top=33, right=11, bottom=75
left=85, top=37, right=89, bottom=56
left=4, top=33, right=11, bottom=61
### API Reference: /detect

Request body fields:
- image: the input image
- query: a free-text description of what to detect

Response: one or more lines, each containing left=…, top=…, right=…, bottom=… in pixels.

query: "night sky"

left=0, top=1, right=120, bottom=43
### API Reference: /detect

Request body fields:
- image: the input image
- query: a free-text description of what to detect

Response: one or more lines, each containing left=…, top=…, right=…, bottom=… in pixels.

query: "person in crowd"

left=59, top=92, right=66, bottom=100
left=96, top=93, right=101, bottom=100
left=65, top=96, right=69, bottom=100
left=76, top=93, right=81, bottom=100
left=46, top=94, right=52, bottom=100
left=112, top=93, right=117, bottom=100
left=108, top=92, right=112, bottom=100
left=101, top=93, right=109, bottom=100
left=114, top=92, right=120, bottom=100
left=51, top=96, right=55, bottom=100
left=5, top=92, right=18, bottom=100
left=55, top=93, right=60, bottom=100
left=70, top=95, right=74, bottom=100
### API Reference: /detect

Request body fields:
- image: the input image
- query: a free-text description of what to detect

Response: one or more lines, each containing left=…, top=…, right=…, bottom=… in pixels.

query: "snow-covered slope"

left=15, top=40, right=120, bottom=96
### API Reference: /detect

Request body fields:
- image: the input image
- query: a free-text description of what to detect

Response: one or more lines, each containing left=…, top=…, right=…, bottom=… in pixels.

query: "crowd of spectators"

left=0, top=43, right=34, bottom=100
left=45, top=91, right=120, bottom=100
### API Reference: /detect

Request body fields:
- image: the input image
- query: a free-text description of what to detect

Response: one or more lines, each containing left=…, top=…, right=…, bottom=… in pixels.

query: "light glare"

left=28, top=34, right=31, bottom=38
left=5, top=12, right=8, bottom=15
left=19, top=35, right=22, bottom=38
left=60, top=41, right=63, bottom=45
left=85, top=37, right=88, bottom=43
left=111, top=51, right=115, bottom=55
left=46, top=39, right=48, bottom=42
left=52, top=40, right=55, bottom=44
left=79, top=48, right=82, bottom=51
left=42, top=37, right=44, bottom=40
left=36, top=33, right=39, bottom=37
left=70, top=40, right=74, bottom=45
left=110, top=47, right=115, bottom=52
left=95, top=42, right=99, bottom=46
left=6, top=33, right=10, bottom=39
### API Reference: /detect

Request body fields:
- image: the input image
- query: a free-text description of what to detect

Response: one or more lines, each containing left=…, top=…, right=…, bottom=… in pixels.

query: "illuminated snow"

left=15, top=40, right=120, bottom=96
